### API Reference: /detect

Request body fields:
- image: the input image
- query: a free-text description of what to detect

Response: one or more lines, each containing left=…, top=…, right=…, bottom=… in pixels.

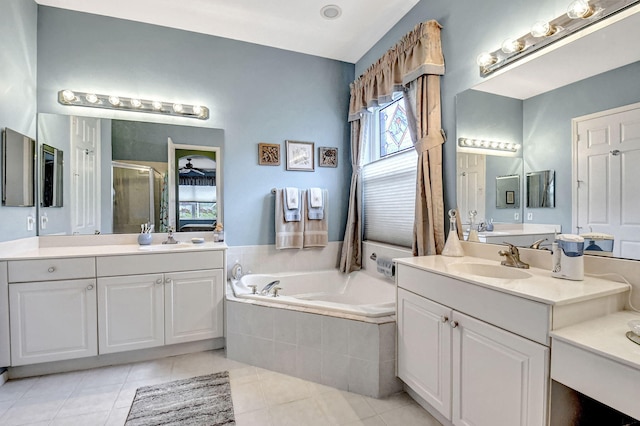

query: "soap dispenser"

left=442, top=209, right=464, bottom=257
left=467, top=210, right=480, bottom=242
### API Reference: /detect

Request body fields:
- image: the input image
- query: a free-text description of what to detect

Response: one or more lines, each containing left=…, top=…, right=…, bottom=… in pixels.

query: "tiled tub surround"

left=225, top=297, right=401, bottom=398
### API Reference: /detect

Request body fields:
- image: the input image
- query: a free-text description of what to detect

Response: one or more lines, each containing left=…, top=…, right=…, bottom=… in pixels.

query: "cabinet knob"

left=450, top=321, right=459, bottom=328
left=48, top=266, right=56, bottom=273
left=86, top=284, right=94, bottom=291
left=165, top=278, right=172, bottom=284
left=156, top=278, right=163, bottom=284
left=441, top=315, right=449, bottom=323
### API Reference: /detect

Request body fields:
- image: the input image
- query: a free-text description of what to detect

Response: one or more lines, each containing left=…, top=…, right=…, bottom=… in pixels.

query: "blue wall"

left=36, top=6, right=354, bottom=246
left=0, top=0, right=38, bottom=241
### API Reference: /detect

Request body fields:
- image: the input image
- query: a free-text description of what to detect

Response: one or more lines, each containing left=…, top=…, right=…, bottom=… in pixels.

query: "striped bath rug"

left=125, top=372, right=235, bottom=426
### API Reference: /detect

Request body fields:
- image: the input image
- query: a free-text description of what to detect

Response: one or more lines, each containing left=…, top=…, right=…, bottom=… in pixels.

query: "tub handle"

left=248, top=284, right=257, bottom=294
left=272, top=286, right=282, bottom=297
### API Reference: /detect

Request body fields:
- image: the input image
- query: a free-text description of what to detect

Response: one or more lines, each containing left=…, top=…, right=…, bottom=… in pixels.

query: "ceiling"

left=35, top=0, right=419, bottom=63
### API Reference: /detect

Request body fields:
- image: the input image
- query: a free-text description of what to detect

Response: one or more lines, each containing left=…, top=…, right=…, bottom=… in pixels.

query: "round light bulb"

left=515, top=144, right=522, bottom=150
left=108, top=96, right=120, bottom=106
left=152, top=101, right=163, bottom=110
left=505, top=143, right=514, bottom=150
left=473, top=140, right=481, bottom=147
left=501, top=38, right=523, bottom=54
left=62, top=90, right=76, bottom=103
left=567, top=0, right=594, bottom=19
left=193, top=105, right=202, bottom=116
left=172, top=103, right=184, bottom=113
left=498, top=142, right=506, bottom=150
left=130, top=99, right=142, bottom=108
left=490, top=141, right=499, bottom=149
left=531, top=21, right=556, bottom=37
left=476, top=52, right=497, bottom=68
left=85, top=93, right=98, bottom=104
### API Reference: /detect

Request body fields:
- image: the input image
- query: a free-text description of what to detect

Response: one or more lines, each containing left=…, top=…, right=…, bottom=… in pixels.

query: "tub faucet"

left=260, top=280, right=281, bottom=295
left=499, top=243, right=530, bottom=269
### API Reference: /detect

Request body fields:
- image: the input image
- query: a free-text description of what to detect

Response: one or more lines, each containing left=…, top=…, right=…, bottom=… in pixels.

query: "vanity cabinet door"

left=452, top=311, right=549, bottom=426
left=97, top=274, right=165, bottom=354
left=397, top=288, right=452, bottom=419
left=164, top=269, right=224, bottom=345
left=9, top=279, right=98, bottom=366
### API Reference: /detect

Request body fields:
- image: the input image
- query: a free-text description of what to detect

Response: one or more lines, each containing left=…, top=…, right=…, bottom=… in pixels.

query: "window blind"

left=362, top=149, right=417, bottom=247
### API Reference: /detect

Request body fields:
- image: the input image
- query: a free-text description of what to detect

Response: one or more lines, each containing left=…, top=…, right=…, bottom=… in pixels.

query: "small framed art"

left=258, top=143, right=280, bottom=166
left=318, top=146, right=338, bottom=168
left=286, top=140, right=314, bottom=171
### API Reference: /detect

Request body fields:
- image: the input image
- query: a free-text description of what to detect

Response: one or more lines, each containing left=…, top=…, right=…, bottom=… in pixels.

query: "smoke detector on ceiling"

left=320, top=5, right=342, bottom=20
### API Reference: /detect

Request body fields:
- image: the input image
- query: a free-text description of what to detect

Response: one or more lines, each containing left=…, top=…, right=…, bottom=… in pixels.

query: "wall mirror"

left=526, top=170, right=554, bottom=208
left=2, top=128, right=35, bottom=207
left=36, top=114, right=224, bottom=235
left=455, top=6, right=640, bottom=260
left=41, top=144, right=63, bottom=208
left=496, top=175, right=520, bottom=209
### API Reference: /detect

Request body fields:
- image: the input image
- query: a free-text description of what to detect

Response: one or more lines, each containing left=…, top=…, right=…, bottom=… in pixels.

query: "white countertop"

left=551, top=310, right=640, bottom=370
left=0, top=241, right=227, bottom=260
left=394, top=255, right=629, bottom=306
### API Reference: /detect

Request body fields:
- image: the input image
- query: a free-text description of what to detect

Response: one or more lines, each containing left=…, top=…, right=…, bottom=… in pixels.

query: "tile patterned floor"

left=0, top=349, right=442, bottom=426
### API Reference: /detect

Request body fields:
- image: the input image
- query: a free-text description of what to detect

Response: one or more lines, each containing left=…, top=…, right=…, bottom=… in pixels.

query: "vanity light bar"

left=458, top=138, right=521, bottom=153
left=57, top=90, right=209, bottom=120
left=477, top=0, right=640, bottom=76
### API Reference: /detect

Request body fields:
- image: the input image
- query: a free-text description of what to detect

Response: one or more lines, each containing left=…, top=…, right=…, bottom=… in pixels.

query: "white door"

left=97, top=274, right=165, bottom=354
left=575, top=103, right=640, bottom=259
left=452, top=312, right=548, bottom=426
left=9, top=279, right=98, bottom=366
left=70, top=116, right=101, bottom=235
left=397, top=288, right=452, bottom=419
left=164, top=269, right=224, bottom=345
left=457, top=153, right=486, bottom=224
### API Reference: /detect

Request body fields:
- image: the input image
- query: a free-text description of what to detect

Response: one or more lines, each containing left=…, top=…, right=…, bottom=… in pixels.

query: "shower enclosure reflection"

left=112, top=162, right=163, bottom=233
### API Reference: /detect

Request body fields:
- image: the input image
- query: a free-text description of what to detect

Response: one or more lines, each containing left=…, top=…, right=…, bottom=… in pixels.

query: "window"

left=362, top=95, right=417, bottom=247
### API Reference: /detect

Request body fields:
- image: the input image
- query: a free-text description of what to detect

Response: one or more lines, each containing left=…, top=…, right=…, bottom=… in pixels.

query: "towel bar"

left=271, top=188, right=277, bottom=194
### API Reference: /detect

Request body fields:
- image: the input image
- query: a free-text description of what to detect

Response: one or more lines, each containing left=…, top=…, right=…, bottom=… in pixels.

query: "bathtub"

left=229, top=269, right=395, bottom=318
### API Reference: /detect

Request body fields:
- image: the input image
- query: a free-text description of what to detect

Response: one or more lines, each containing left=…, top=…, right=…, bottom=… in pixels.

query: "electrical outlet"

left=514, top=212, right=519, bottom=220
left=527, top=212, right=533, bottom=221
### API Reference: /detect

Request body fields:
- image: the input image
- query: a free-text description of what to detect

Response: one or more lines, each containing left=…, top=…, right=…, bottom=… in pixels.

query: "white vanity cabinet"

left=96, top=251, right=224, bottom=354
left=396, top=263, right=549, bottom=426
left=8, top=258, right=98, bottom=366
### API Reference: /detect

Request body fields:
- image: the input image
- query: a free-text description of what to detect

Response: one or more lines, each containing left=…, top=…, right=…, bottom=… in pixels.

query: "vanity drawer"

left=397, top=264, right=551, bottom=345
left=96, top=250, right=223, bottom=277
left=8, top=257, right=96, bottom=283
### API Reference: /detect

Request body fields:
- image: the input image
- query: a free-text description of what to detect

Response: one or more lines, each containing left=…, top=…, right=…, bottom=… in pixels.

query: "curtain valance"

left=348, top=20, right=444, bottom=122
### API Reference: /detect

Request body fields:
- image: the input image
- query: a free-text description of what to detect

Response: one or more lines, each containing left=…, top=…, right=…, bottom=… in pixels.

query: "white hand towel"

left=309, top=188, right=323, bottom=208
left=285, top=187, right=299, bottom=210
left=307, top=189, right=324, bottom=220
left=283, top=189, right=301, bottom=222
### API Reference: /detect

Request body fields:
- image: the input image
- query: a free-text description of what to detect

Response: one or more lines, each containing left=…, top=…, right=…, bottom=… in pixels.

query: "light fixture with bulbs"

left=57, top=90, right=209, bottom=120
left=477, top=0, right=638, bottom=75
left=458, top=138, right=521, bottom=153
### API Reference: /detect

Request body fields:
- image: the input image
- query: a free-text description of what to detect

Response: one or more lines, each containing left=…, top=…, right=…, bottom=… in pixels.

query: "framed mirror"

left=41, top=144, right=63, bottom=207
left=526, top=170, right=554, bottom=208
left=2, top=128, right=35, bottom=207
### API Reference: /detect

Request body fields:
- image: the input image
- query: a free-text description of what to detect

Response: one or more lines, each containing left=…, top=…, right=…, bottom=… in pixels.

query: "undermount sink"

left=138, top=243, right=192, bottom=251
left=448, top=263, right=532, bottom=280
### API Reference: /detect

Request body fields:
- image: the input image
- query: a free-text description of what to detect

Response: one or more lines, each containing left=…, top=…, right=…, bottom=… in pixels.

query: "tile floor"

left=0, top=349, right=442, bottom=426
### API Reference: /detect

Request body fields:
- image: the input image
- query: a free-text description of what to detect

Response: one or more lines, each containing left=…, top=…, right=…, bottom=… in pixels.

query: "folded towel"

left=307, top=189, right=324, bottom=220
left=304, top=189, right=328, bottom=248
left=276, top=189, right=304, bottom=249
left=286, top=187, right=299, bottom=210
left=309, top=188, right=323, bottom=208
left=283, top=188, right=301, bottom=222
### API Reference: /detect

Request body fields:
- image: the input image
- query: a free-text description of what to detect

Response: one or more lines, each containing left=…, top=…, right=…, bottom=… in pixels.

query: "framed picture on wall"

left=506, top=190, right=515, bottom=205
left=258, top=143, right=280, bottom=166
left=286, top=140, right=314, bottom=171
left=318, top=146, right=338, bottom=168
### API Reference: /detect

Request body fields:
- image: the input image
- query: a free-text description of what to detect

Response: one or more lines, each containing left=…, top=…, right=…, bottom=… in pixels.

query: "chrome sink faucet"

left=163, top=226, right=178, bottom=244
left=499, top=243, right=530, bottom=269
